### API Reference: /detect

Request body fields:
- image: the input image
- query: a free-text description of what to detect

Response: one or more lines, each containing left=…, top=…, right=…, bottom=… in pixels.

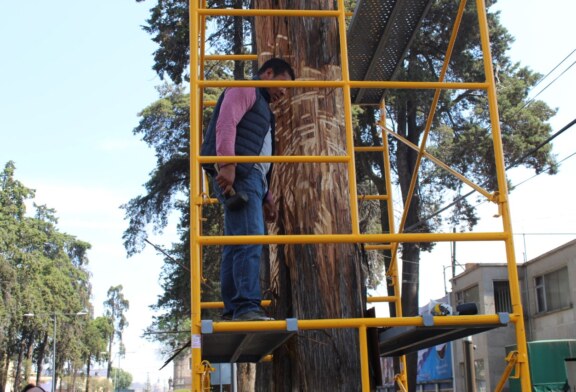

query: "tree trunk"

left=0, top=352, right=7, bottom=392
left=107, top=335, right=113, bottom=379
left=233, top=0, right=245, bottom=80
left=238, top=363, right=255, bottom=392
left=72, top=366, right=78, bottom=392
left=24, top=334, right=34, bottom=382
left=85, top=358, right=92, bottom=392
left=396, top=97, right=422, bottom=392
left=13, top=336, right=25, bottom=392
left=254, top=1, right=366, bottom=390
left=36, top=332, right=48, bottom=385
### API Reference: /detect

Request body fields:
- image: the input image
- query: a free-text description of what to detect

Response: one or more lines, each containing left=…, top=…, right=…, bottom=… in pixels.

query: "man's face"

left=261, top=68, right=292, bottom=103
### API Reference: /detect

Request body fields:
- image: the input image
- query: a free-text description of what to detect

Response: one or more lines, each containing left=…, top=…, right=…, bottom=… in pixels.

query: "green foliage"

left=123, top=82, right=226, bottom=353
left=136, top=0, right=254, bottom=84
left=104, top=286, right=129, bottom=342
left=356, top=1, right=557, bottom=234
left=84, top=317, right=114, bottom=363
left=0, top=161, right=93, bottom=392
left=103, top=285, right=129, bottom=378
left=111, top=367, right=133, bottom=391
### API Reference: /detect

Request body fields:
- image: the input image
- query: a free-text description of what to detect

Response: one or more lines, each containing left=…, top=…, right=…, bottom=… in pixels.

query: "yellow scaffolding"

left=189, top=0, right=532, bottom=390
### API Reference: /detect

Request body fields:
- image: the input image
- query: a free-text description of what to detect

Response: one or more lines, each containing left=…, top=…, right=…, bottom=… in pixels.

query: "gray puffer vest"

left=200, top=84, right=275, bottom=182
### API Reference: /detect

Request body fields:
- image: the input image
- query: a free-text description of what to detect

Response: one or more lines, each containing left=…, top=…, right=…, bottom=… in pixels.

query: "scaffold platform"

left=378, top=313, right=510, bottom=357
left=201, top=319, right=297, bottom=363
left=347, top=0, right=434, bottom=104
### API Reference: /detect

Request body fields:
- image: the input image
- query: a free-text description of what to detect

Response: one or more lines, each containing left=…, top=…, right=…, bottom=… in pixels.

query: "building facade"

left=450, top=239, right=576, bottom=391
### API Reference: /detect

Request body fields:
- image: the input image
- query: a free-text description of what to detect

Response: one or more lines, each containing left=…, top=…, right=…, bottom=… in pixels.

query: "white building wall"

left=524, top=240, right=576, bottom=341
left=450, top=239, right=576, bottom=392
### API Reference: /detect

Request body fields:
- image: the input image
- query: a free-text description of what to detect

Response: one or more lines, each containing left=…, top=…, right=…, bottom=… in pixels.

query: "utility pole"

left=23, top=310, right=88, bottom=392
left=451, top=227, right=457, bottom=279
left=463, top=337, right=477, bottom=392
left=51, top=314, right=57, bottom=392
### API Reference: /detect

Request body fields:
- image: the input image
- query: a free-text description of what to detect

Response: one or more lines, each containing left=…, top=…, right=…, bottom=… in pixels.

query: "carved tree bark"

left=254, top=1, right=366, bottom=390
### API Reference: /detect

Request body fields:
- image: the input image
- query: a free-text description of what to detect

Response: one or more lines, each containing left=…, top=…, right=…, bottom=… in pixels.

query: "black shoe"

left=233, top=310, right=274, bottom=321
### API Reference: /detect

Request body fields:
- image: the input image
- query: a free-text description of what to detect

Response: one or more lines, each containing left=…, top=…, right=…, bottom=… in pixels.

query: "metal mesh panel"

left=347, top=0, right=434, bottom=104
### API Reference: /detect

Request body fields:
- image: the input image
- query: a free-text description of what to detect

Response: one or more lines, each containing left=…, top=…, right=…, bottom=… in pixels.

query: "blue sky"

left=0, top=0, right=170, bottom=386
left=418, top=0, right=576, bottom=303
left=1, top=0, right=575, bottom=385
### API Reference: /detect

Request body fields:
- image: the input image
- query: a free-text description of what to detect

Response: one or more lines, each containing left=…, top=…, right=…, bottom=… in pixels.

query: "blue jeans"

left=213, top=168, right=265, bottom=318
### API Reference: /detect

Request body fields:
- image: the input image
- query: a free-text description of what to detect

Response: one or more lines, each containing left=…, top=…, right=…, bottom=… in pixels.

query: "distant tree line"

left=0, top=161, right=130, bottom=392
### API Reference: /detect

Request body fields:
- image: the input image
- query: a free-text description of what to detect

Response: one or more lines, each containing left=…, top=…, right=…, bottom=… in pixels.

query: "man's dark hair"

left=257, top=58, right=296, bottom=80
left=21, top=385, right=46, bottom=392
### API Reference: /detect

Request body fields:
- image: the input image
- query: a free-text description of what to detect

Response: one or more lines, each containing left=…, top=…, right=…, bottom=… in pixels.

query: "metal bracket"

left=286, top=318, right=298, bottom=332
left=497, top=312, right=510, bottom=324
left=422, top=313, right=434, bottom=326
left=201, top=320, right=214, bottom=334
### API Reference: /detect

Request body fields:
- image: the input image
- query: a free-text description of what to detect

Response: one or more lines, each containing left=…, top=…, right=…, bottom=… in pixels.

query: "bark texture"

left=396, top=97, right=422, bottom=392
left=254, top=1, right=366, bottom=390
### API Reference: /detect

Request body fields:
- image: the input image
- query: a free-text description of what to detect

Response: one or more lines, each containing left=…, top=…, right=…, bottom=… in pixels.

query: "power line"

left=404, top=117, right=576, bottom=232
left=470, top=148, right=576, bottom=211
left=523, top=59, right=576, bottom=108
left=512, top=150, right=576, bottom=188
left=144, top=238, right=190, bottom=272
left=517, top=48, right=576, bottom=112
left=531, top=47, right=576, bottom=90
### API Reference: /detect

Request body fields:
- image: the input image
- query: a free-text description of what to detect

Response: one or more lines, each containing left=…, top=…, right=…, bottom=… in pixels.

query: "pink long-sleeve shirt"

left=215, top=87, right=274, bottom=204
left=215, top=87, right=256, bottom=157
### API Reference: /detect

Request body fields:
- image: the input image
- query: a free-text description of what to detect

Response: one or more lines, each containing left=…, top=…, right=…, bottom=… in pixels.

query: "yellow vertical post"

left=379, top=102, right=401, bottom=314
left=336, top=0, right=360, bottom=235
left=395, top=0, right=467, bottom=238
left=358, top=325, right=371, bottom=391
left=197, top=0, right=207, bottom=303
left=475, top=0, right=532, bottom=390
left=379, top=102, right=408, bottom=390
left=189, top=1, right=203, bottom=391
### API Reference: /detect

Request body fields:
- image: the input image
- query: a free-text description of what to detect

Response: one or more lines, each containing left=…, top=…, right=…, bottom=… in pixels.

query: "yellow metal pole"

left=386, top=128, right=494, bottom=200
left=199, top=155, right=350, bottom=164
left=189, top=0, right=202, bottom=390
left=358, top=326, right=370, bottom=391
left=475, top=0, right=532, bottom=390
left=379, top=102, right=408, bottom=391
left=378, top=103, right=400, bottom=299
left=209, top=313, right=507, bottom=332
left=396, top=0, right=467, bottom=237
left=494, top=352, right=519, bottom=392
left=201, top=300, right=272, bottom=309
left=338, top=2, right=366, bottom=387
left=358, top=194, right=389, bottom=201
left=204, top=54, right=258, bottom=61
left=367, top=296, right=396, bottom=303
left=199, top=230, right=509, bottom=245
left=336, top=0, right=360, bottom=235
left=379, top=0, right=466, bottom=378
left=198, top=8, right=340, bottom=17
left=354, top=146, right=386, bottom=152
left=199, top=79, right=488, bottom=89
left=198, top=0, right=207, bottom=312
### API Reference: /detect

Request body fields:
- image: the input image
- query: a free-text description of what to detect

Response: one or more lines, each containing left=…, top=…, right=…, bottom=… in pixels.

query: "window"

left=475, top=359, right=486, bottom=392
left=493, top=281, right=512, bottom=313
left=457, top=285, right=479, bottom=308
left=475, top=358, right=485, bottom=379
left=535, top=267, right=570, bottom=313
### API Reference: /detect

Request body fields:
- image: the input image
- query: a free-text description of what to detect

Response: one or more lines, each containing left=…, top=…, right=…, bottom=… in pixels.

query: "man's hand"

left=216, top=164, right=236, bottom=195
left=263, top=198, right=277, bottom=223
